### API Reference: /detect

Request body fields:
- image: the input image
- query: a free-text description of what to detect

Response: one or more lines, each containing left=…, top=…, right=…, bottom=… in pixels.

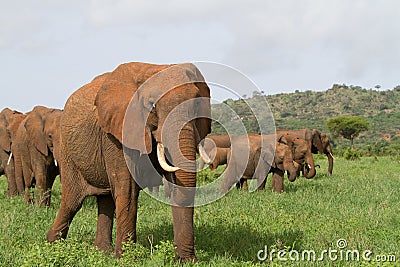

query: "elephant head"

left=43, top=110, right=63, bottom=163
left=278, top=134, right=316, bottom=179
left=0, top=108, right=23, bottom=153
left=274, top=142, right=298, bottom=182
left=95, top=63, right=211, bottom=186
left=0, top=108, right=26, bottom=196
left=311, top=129, right=334, bottom=176
left=24, top=106, right=62, bottom=160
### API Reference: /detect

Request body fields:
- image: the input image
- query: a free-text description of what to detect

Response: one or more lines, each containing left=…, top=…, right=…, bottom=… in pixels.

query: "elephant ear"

left=0, top=108, right=21, bottom=152
left=24, top=112, right=48, bottom=156
left=191, top=66, right=211, bottom=145
left=311, top=129, right=324, bottom=153
left=0, top=114, right=11, bottom=152
left=7, top=113, right=26, bottom=141
left=94, top=63, right=169, bottom=155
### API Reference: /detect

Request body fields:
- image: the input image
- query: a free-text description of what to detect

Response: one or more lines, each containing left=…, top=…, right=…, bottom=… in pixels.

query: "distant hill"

left=211, top=84, right=400, bottom=154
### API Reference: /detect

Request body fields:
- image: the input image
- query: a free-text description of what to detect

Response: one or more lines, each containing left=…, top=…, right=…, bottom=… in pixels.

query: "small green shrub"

left=343, top=149, right=361, bottom=160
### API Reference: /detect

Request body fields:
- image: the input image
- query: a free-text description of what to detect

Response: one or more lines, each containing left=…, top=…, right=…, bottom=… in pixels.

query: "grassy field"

left=0, top=156, right=399, bottom=266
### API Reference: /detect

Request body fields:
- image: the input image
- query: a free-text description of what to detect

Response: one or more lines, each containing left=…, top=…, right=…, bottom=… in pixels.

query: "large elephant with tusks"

left=46, top=62, right=211, bottom=262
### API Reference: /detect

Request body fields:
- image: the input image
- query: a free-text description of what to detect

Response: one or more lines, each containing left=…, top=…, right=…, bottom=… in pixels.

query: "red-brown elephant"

left=0, top=108, right=27, bottom=196
left=198, top=134, right=231, bottom=170
left=276, top=128, right=334, bottom=175
left=46, top=62, right=211, bottom=262
left=12, top=106, right=62, bottom=206
left=276, top=133, right=317, bottom=179
left=220, top=134, right=299, bottom=192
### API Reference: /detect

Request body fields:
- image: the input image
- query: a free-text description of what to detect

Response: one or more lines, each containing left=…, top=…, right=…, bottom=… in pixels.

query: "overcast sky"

left=1, top=1, right=400, bottom=112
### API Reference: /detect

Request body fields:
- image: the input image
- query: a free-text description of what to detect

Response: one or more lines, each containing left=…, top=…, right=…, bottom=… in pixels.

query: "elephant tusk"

left=157, top=143, right=180, bottom=172
left=54, top=159, right=58, bottom=167
left=307, top=164, right=311, bottom=170
left=329, top=152, right=335, bottom=160
left=7, top=152, right=12, bottom=165
left=198, top=144, right=212, bottom=164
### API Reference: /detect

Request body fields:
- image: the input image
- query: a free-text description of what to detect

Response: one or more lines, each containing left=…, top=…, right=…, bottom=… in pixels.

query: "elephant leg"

left=14, top=157, right=25, bottom=195
left=34, top=162, right=49, bottom=207
left=257, top=177, right=267, bottom=190
left=23, top=177, right=34, bottom=205
left=114, top=176, right=140, bottom=258
left=271, top=172, right=275, bottom=189
left=241, top=178, right=248, bottom=189
left=41, top=165, right=58, bottom=207
left=271, top=171, right=284, bottom=193
left=22, top=160, right=34, bottom=204
left=46, top=166, right=86, bottom=242
left=235, top=181, right=241, bottom=189
left=327, top=153, right=334, bottom=176
left=94, top=194, right=115, bottom=253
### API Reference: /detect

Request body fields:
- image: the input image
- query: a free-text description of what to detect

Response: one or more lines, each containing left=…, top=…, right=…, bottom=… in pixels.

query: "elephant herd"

left=0, top=106, right=62, bottom=205
left=0, top=62, right=334, bottom=262
left=198, top=129, right=334, bottom=193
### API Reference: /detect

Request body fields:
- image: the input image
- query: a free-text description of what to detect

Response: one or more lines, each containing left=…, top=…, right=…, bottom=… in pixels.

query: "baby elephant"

left=222, top=134, right=298, bottom=193
left=199, top=145, right=229, bottom=171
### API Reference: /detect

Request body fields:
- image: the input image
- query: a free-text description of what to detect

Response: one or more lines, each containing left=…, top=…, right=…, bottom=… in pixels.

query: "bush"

left=343, top=149, right=361, bottom=160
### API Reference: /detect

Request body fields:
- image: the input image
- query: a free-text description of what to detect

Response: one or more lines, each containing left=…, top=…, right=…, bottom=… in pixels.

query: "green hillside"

left=211, top=84, right=400, bottom=155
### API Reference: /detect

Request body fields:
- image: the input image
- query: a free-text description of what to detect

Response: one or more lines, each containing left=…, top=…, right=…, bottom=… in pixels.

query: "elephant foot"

left=94, top=241, right=113, bottom=255
left=175, top=255, right=198, bottom=263
left=7, top=190, right=18, bottom=197
left=46, top=229, right=62, bottom=243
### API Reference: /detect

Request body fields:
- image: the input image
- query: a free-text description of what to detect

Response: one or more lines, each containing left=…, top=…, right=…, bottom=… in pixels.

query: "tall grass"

left=0, top=156, right=399, bottom=266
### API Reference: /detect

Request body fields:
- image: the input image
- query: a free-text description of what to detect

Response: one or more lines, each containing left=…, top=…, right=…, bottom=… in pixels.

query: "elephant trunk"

left=5, top=153, right=18, bottom=196
left=303, top=154, right=316, bottom=179
left=286, top=160, right=298, bottom=182
left=327, top=152, right=334, bottom=176
left=166, top=124, right=197, bottom=261
left=10, top=151, right=24, bottom=195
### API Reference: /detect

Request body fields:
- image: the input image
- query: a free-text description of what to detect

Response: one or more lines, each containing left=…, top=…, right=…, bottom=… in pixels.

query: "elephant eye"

left=147, top=99, right=156, bottom=110
left=48, top=134, right=52, bottom=139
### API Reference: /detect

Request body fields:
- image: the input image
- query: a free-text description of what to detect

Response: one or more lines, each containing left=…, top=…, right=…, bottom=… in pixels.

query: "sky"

left=1, top=1, right=400, bottom=112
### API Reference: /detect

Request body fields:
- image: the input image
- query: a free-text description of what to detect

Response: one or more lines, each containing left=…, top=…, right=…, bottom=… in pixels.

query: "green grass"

left=0, top=157, right=399, bottom=266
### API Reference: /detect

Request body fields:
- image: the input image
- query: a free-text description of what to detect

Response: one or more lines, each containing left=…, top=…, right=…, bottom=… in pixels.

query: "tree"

left=326, top=116, right=369, bottom=150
